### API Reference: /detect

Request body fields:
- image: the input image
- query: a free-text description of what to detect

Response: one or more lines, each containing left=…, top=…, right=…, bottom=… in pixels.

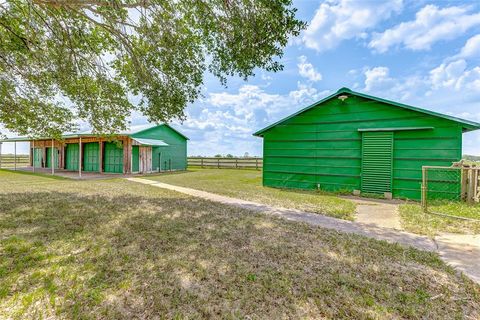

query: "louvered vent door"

left=361, top=131, right=393, bottom=194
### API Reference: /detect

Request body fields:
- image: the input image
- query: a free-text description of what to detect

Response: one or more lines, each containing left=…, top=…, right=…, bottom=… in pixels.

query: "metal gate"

left=361, top=131, right=393, bottom=195
left=33, top=148, right=42, bottom=168
left=83, top=143, right=99, bottom=172
left=104, top=142, right=123, bottom=173
left=132, top=145, right=139, bottom=173
left=45, top=147, right=59, bottom=169
left=65, top=144, right=79, bottom=171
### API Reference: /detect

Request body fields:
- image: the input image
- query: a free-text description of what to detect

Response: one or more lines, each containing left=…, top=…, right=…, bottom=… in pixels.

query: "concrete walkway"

left=126, top=177, right=480, bottom=284
left=349, top=197, right=402, bottom=230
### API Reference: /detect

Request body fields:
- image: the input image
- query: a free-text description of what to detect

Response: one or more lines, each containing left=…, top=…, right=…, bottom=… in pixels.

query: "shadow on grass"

left=0, top=190, right=479, bottom=318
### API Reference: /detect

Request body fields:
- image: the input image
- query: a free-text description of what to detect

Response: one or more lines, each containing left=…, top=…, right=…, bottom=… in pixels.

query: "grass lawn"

left=146, top=168, right=356, bottom=220
left=1, top=170, right=480, bottom=319
left=400, top=201, right=480, bottom=237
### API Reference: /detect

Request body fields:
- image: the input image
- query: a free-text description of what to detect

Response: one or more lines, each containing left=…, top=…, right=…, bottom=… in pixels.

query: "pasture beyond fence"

left=188, top=157, right=263, bottom=170
left=422, top=166, right=480, bottom=218
left=0, top=154, right=29, bottom=169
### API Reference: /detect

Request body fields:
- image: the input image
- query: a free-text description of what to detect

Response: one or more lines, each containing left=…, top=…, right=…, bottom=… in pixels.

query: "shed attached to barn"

left=254, top=87, right=480, bottom=200
left=1, top=124, right=188, bottom=175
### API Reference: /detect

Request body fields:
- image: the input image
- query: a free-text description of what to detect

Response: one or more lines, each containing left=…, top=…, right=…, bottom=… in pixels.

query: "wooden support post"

left=421, top=166, right=427, bottom=212
left=256, top=158, right=258, bottom=170
left=159, top=153, right=162, bottom=172
left=474, top=168, right=479, bottom=203
left=461, top=168, right=468, bottom=201
left=467, top=169, right=474, bottom=204
left=217, top=158, right=220, bottom=169
left=79, top=137, right=82, bottom=178
left=51, top=139, right=54, bottom=175
left=0, top=142, right=2, bottom=169
left=14, top=141, right=16, bottom=171
left=201, top=158, right=204, bottom=168
left=32, top=140, right=35, bottom=173
left=99, top=141, right=103, bottom=173
left=235, top=158, right=238, bottom=168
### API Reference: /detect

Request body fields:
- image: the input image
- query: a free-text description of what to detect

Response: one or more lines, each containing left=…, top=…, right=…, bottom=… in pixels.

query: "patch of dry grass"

left=0, top=171, right=479, bottom=319
left=146, top=168, right=356, bottom=220
left=400, top=201, right=480, bottom=236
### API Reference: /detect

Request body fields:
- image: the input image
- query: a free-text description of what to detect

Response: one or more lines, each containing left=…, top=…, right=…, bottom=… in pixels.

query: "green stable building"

left=3, top=124, right=188, bottom=175
left=254, top=88, right=480, bottom=200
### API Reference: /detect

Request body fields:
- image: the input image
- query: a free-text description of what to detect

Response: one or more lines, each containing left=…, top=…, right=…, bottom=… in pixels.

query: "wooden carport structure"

left=0, top=129, right=169, bottom=177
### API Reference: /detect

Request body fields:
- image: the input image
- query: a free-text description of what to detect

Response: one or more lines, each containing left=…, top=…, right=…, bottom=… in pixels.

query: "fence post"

left=421, top=166, right=427, bottom=212
left=461, top=168, right=468, bottom=201
left=0, top=142, right=2, bottom=169
left=467, top=169, right=474, bottom=204
left=201, top=158, right=204, bottom=168
left=476, top=169, right=480, bottom=203
left=256, top=158, right=258, bottom=170
left=217, top=158, right=220, bottom=168
left=235, top=158, right=238, bottom=168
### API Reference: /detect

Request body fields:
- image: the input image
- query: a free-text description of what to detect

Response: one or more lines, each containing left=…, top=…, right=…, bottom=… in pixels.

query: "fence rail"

left=188, top=157, right=263, bottom=170
left=0, top=155, right=30, bottom=168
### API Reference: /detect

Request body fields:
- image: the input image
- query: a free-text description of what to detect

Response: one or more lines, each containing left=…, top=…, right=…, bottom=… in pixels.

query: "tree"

left=0, top=0, right=305, bottom=138
left=225, top=153, right=233, bottom=158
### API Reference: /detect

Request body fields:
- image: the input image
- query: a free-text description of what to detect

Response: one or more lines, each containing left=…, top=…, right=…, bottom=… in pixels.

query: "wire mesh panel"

left=425, top=167, right=462, bottom=201
left=422, top=166, right=462, bottom=212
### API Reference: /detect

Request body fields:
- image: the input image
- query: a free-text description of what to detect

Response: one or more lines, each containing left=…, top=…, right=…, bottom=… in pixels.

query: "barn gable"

left=131, top=124, right=188, bottom=171
left=254, top=87, right=480, bottom=136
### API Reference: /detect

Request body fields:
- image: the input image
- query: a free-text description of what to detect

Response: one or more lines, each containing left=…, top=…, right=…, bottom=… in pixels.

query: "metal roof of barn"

left=253, top=87, right=480, bottom=136
left=131, top=138, right=169, bottom=146
left=0, top=123, right=189, bottom=142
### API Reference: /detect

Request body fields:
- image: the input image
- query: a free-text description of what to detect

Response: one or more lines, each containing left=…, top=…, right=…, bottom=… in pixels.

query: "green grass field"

left=1, top=170, right=480, bottom=318
left=400, top=201, right=480, bottom=236
left=146, top=168, right=356, bottom=220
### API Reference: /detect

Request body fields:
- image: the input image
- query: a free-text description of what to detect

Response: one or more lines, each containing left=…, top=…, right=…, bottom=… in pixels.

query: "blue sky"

left=172, top=0, right=480, bottom=157
left=3, top=0, right=480, bottom=156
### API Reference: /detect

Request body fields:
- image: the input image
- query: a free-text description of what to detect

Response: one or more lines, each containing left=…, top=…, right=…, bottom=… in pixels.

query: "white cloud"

left=181, top=83, right=327, bottom=156
left=360, top=61, right=480, bottom=155
left=303, top=0, right=403, bottom=52
left=369, top=5, right=480, bottom=52
left=297, top=56, right=322, bottom=82
left=458, top=34, right=480, bottom=59
left=430, top=59, right=480, bottom=91
left=364, top=67, right=393, bottom=91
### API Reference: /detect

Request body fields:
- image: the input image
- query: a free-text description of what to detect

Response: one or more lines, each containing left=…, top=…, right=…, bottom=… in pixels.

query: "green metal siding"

left=104, top=142, right=123, bottom=173
left=65, top=143, right=79, bottom=171
left=131, top=125, right=187, bottom=171
left=45, top=147, right=59, bottom=169
left=132, top=145, right=139, bottom=172
left=261, top=95, right=463, bottom=200
left=361, top=132, right=393, bottom=194
left=83, top=143, right=99, bottom=172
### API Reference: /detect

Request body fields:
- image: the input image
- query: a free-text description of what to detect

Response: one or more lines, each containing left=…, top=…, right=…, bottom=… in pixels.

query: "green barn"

left=254, top=87, right=480, bottom=200
left=2, top=124, right=188, bottom=175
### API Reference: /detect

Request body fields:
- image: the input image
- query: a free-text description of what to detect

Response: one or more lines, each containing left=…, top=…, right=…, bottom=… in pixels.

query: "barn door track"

left=126, top=177, right=480, bottom=284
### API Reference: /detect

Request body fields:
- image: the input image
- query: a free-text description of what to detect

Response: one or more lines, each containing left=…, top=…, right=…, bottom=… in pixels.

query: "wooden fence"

left=460, top=167, right=480, bottom=203
left=188, top=157, right=263, bottom=170
left=0, top=155, right=30, bottom=168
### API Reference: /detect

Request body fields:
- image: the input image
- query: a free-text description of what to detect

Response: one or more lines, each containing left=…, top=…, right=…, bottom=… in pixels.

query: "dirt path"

left=126, top=177, right=480, bottom=284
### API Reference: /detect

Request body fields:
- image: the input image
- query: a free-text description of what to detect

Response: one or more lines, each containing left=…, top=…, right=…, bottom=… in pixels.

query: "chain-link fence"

left=421, top=166, right=480, bottom=222
left=421, top=166, right=462, bottom=207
